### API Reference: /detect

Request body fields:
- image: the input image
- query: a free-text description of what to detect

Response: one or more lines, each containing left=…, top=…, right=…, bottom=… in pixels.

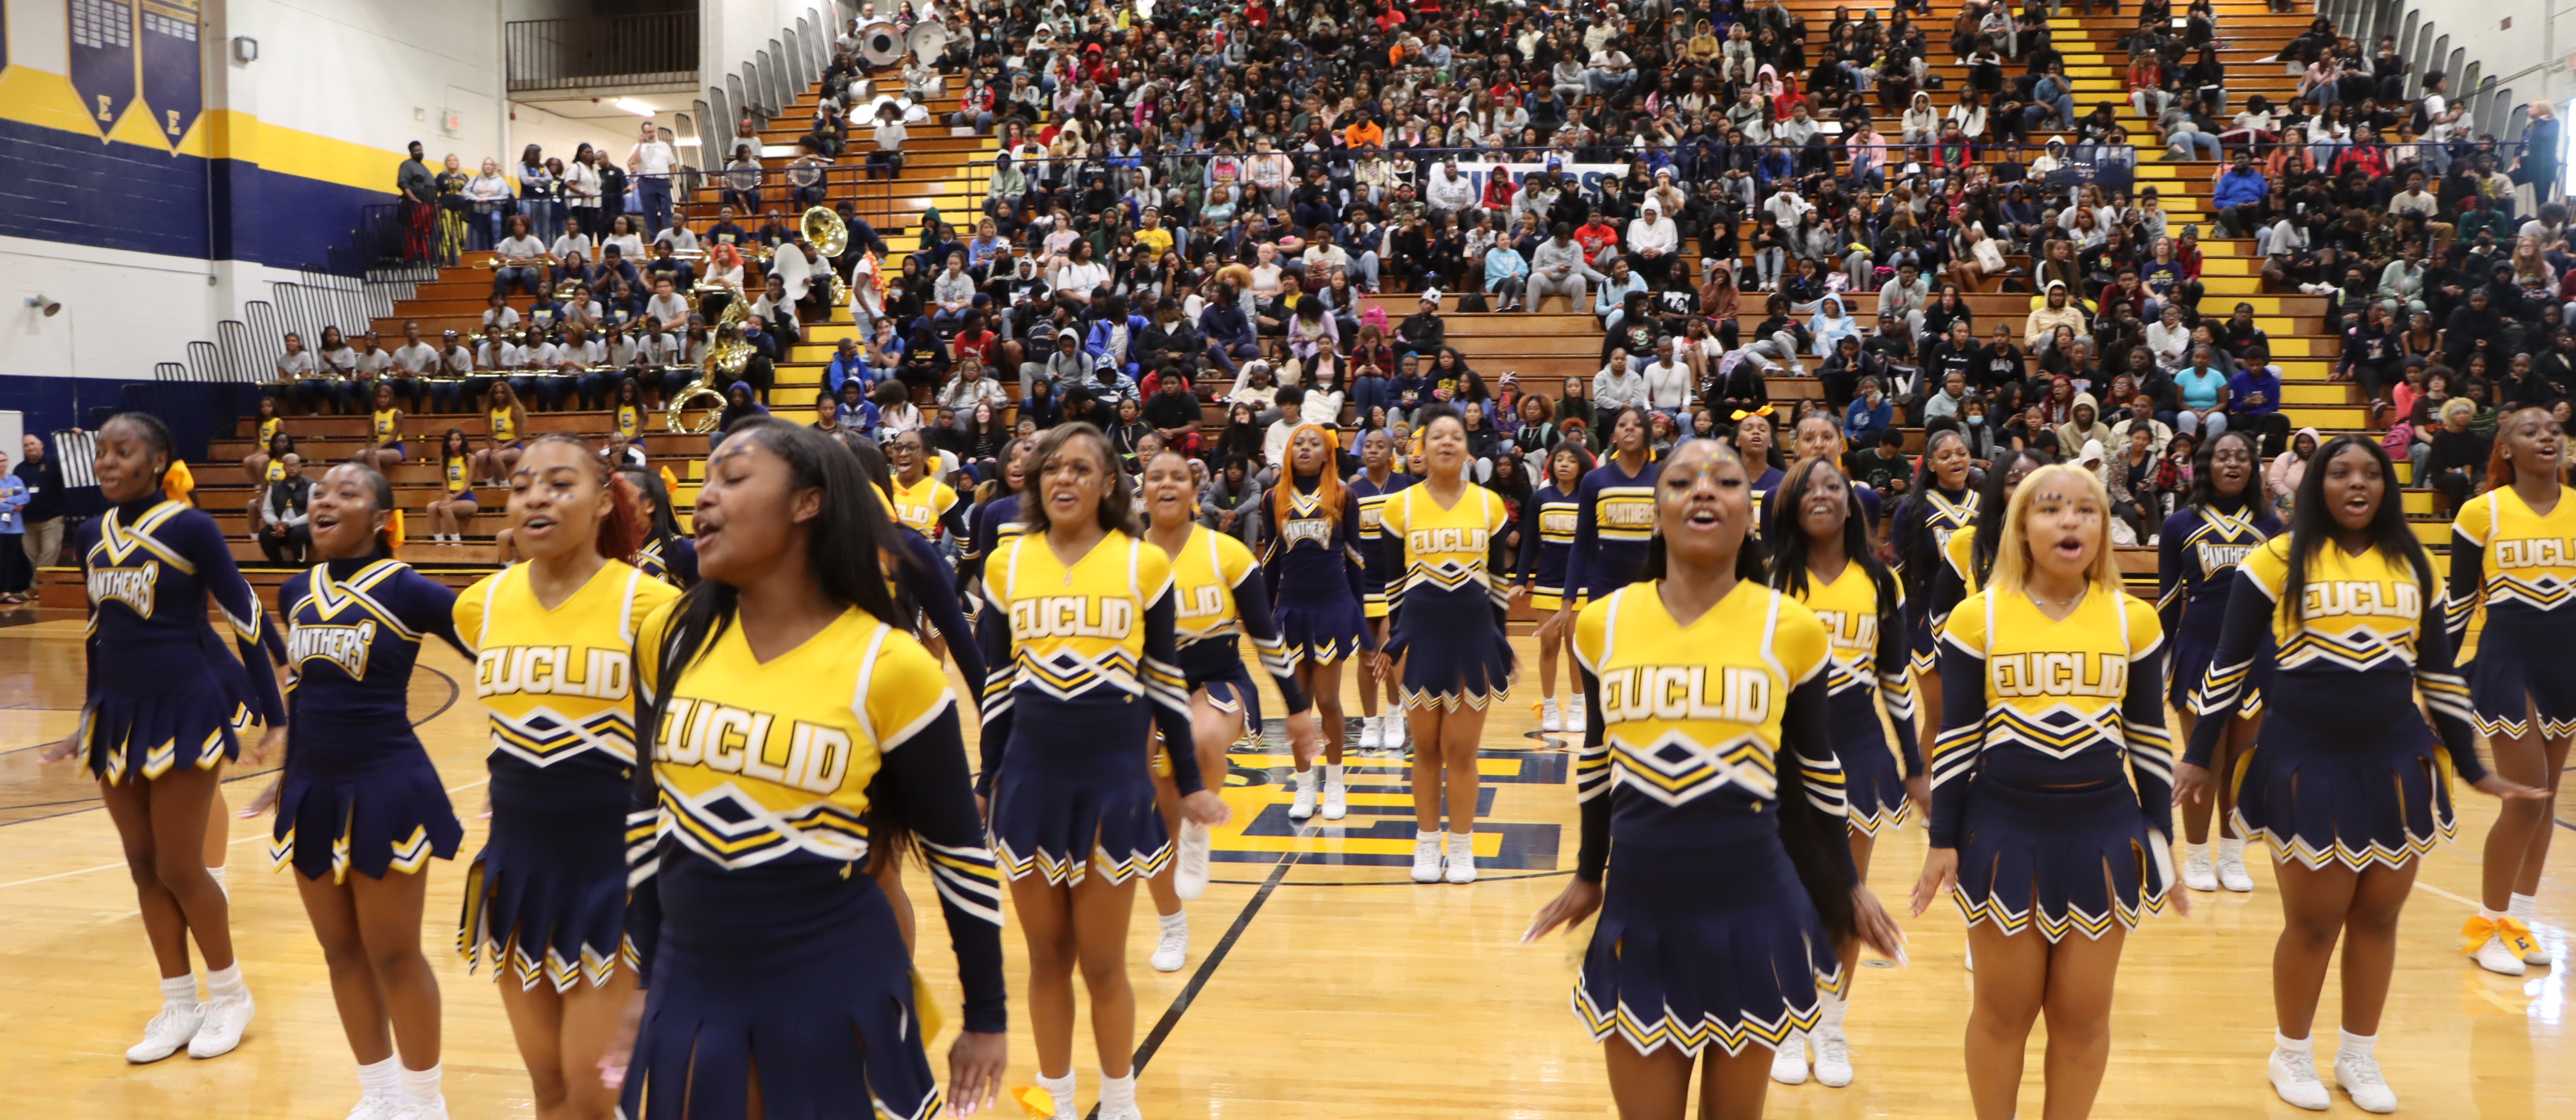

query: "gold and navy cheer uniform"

left=976, top=531, right=1203, bottom=884
left=441, top=456, right=476, bottom=504
left=1348, top=469, right=1416, bottom=619
left=1787, top=562, right=1922, bottom=834
left=2192, top=537, right=2488, bottom=869
left=487, top=405, right=522, bottom=448
left=2447, top=485, right=2576, bottom=738
left=1263, top=477, right=1377, bottom=666
left=879, top=525, right=988, bottom=694
left=959, top=493, right=1024, bottom=586
left=1896, top=485, right=1979, bottom=675
left=622, top=603, right=1005, bottom=1120
left=1745, top=464, right=1786, bottom=550
left=257, top=413, right=285, bottom=448
left=1170, top=525, right=1312, bottom=723
left=1934, top=589, right=2175, bottom=940
left=634, top=532, right=699, bottom=589
left=2157, top=499, right=2281, bottom=714
left=1570, top=582, right=1853, bottom=1056
left=270, top=558, right=471, bottom=882
left=76, top=494, right=286, bottom=783
left=371, top=407, right=404, bottom=457
left=456, top=561, right=679, bottom=990
left=1512, top=483, right=1583, bottom=611
left=1926, top=523, right=1985, bottom=646
left=889, top=472, right=967, bottom=543
left=614, top=402, right=643, bottom=440
left=1379, top=483, right=1517, bottom=709
left=1565, top=458, right=1660, bottom=601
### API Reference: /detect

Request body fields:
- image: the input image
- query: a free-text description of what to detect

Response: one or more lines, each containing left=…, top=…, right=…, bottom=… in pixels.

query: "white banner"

left=1425, top=160, right=1632, bottom=204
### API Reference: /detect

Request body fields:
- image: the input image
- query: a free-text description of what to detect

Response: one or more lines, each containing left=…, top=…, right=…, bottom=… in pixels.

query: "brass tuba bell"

left=802, top=206, right=848, bottom=258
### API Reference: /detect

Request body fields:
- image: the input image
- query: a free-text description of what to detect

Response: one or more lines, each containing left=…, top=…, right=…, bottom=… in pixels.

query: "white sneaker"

left=1149, top=920, right=1189, bottom=972
left=125, top=1004, right=205, bottom=1063
left=2181, top=851, right=2219, bottom=892
left=1174, top=821, right=1211, bottom=901
left=2335, top=1052, right=2399, bottom=1113
left=1411, top=832, right=1445, bottom=882
left=188, top=993, right=254, bottom=1058
left=2472, top=932, right=2531, bottom=977
left=1097, top=1106, right=1143, bottom=1120
left=391, top=1098, right=450, bottom=1120
left=1541, top=698, right=1563, bottom=732
left=342, top=1098, right=400, bottom=1120
left=1321, top=770, right=1347, bottom=821
left=1288, top=770, right=1317, bottom=820
left=1443, top=834, right=1478, bottom=884
left=1565, top=695, right=1585, bottom=730
left=2270, top=1047, right=2331, bottom=1110
left=2218, top=856, right=2256, bottom=893
left=1359, top=716, right=1383, bottom=750
left=1770, top=1035, right=1810, bottom=1084
left=1810, top=1027, right=1854, bottom=1087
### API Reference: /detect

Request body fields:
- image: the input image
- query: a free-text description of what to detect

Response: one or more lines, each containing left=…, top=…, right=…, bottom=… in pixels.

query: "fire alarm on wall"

left=441, top=109, right=464, bottom=137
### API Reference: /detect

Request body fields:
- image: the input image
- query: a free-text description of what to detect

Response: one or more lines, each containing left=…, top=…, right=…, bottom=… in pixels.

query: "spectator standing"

left=14, top=433, right=65, bottom=570
left=0, top=447, right=23, bottom=603
left=627, top=119, right=678, bottom=237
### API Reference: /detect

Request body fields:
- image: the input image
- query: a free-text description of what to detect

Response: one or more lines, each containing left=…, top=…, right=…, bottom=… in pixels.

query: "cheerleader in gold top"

left=454, top=434, right=674, bottom=1120
left=472, top=381, right=530, bottom=485
left=1525, top=438, right=1903, bottom=1120
left=605, top=418, right=1008, bottom=1120
left=1912, top=463, right=2180, bottom=1120
left=2449, top=408, right=2573, bottom=976
left=887, top=428, right=969, bottom=546
left=2178, top=434, right=2543, bottom=1114
left=359, top=381, right=407, bottom=472
left=1764, top=456, right=1921, bottom=1090
left=425, top=429, right=479, bottom=543
left=1373, top=405, right=1517, bottom=884
left=239, top=396, right=286, bottom=485
left=977, top=423, right=1228, bottom=1120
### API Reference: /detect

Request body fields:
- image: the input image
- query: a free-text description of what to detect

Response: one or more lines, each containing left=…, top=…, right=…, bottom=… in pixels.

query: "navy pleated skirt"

left=2237, top=681, right=2457, bottom=871
left=1192, top=664, right=1264, bottom=730
left=989, top=698, right=1169, bottom=885
left=1952, top=780, right=2168, bottom=942
left=1574, top=836, right=1843, bottom=1058
left=622, top=857, right=938, bottom=1120
left=2166, top=626, right=2270, bottom=717
left=1393, top=589, right=1514, bottom=710
left=82, top=643, right=249, bottom=786
left=1829, top=693, right=1910, bottom=836
left=271, top=741, right=461, bottom=883
left=2466, top=611, right=2576, bottom=739
left=1275, top=592, right=1370, bottom=667
left=460, top=799, right=628, bottom=990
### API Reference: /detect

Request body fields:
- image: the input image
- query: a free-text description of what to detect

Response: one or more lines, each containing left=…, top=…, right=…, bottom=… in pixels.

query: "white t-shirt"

left=496, top=235, right=546, bottom=261
left=391, top=343, right=439, bottom=375
left=634, top=140, right=678, bottom=176
left=275, top=351, right=316, bottom=381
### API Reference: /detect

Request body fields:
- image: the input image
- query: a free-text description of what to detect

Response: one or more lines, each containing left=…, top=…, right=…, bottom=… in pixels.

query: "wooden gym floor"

left=0, top=617, right=2567, bottom=1119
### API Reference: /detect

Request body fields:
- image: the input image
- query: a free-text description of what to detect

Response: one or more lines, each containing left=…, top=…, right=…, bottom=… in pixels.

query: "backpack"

left=2380, top=420, right=2413, bottom=457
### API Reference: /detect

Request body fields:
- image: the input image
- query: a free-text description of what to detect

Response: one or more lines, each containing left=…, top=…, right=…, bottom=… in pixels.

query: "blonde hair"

left=2440, top=397, right=2475, bottom=425
left=1987, top=463, right=2122, bottom=598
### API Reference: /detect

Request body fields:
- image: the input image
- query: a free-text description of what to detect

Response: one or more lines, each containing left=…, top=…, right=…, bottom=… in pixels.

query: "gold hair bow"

left=1729, top=405, right=1775, bottom=422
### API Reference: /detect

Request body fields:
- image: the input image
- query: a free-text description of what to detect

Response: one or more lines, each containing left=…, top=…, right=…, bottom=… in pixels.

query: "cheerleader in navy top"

left=617, top=465, right=700, bottom=589
left=1263, top=424, right=1376, bottom=820
left=1917, top=463, right=2175, bottom=1120
left=2444, top=407, right=2572, bottom=975
left=1512, top=442, right=1592, bottom=733
left=1732, top=407, right=1787, bottom=549
left=1377, top=406, right=1517, bottom=884
left=1554, top=406, right=1662, bottom=734
left=1345, top=428, right=1415, bottom=751
left=260, top=463, right=470, bottom=1116
left=2154, top=430, right=2280, bottom=897
left=1891, top=428, right=1979, bottom=680
left=1764, top=456, right=1921, bottom=1090
left=2178, top=435, right=2542, bottom=1115
left=976, top=423, right=1226, bottom=1120
left=45, top=413, right=286, bottom=1065
left=1525, top=439, right=1901, bottom=1117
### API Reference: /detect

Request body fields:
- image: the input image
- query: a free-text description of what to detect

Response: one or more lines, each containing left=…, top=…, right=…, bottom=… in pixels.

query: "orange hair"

left=1271, top=423, right=1347, bottom=528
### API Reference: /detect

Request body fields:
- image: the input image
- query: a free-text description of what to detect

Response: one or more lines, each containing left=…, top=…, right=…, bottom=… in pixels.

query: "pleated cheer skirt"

left=1574, top=836, right=1844, bottom=1059
left=1193, top=664, right=1264, bottom=730
left=989, top=699, right=1170, bottom=886
left=1829, top=695, right=1910, bottom=836
left=1393, top=590, right=1514, bottom=711
left=2235, top=687, right=2457, bottom=871
left=1275, top=592, right=1371, bottom=667
left=1952, top=780, right=2169, bottom=942
left=2166, top=626, right=2269, bottom=717
left=622, top=858, right=940, bottom=1120
left=270, top=747, right=461, bottom=883
left=82, top=645, right=249, bottom=786
left=2466, top=612, right=2576, bottom=739
left=459, top=799, right=629, bottom=990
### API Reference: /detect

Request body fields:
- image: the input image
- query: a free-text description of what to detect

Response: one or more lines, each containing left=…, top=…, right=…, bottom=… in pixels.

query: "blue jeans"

left=636, top=175, right=673, bottom=238
left=2170, top=131, right=2221, bottom=160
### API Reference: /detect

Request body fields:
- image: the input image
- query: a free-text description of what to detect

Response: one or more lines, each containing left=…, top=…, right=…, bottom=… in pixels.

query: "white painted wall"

left=230, top=0, right=509, bottom=166
left=2396, top=1, right=2575, bottom=128
left=703, top=0, right=840, bottom=112
left=0, top=239, right=300, bottom=381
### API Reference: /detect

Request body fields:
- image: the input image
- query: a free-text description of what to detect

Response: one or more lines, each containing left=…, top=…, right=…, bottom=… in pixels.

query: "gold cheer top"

left=456, top=560, right=679, bottom=807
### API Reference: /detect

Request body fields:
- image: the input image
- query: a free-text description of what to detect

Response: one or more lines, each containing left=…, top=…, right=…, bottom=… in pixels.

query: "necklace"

left=2028, top=591, right=2087, bottom=607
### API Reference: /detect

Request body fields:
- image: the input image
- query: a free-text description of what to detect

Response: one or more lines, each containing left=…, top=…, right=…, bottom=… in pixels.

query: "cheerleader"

left=839, top=433, right=990, bottom=693
left=1913, top=462, right=2181, bottom=1120
left=2157, top=430, right=2280, bottom=895
left=1137, top=448, right=1321, bottom=972
left=426, top=428, right=479, bottom=543
left=39, top=412, right=285, bottom=1064
left=1374, top=405, right=1516, bottom=884
left=2450, top=407, right=2574, bottom=975
left=1924, top=448, right=2051, bottom=769
left=2178, top=434, right=2543, bottom=1114
left=1347, top=429, right=1415, bottom=750
left=1731, top=407, right=1786, bottom=545
left=1511, top=442, right=1592, bottom=732
left=252, top=462, right=468, bottom=1117
left=959, top=437, right=1032, bottom=600
left=608, top=419, right=1008, bottom=1120
left=1264, top=424, right=1378, bottom=819
left=976, top=422, right=1228, bottom=1120
left=472, top=381, right=528, bottom=485
left=617, top=466, right=699, bottom=589
left=359, top=381, right=408, bottom=473
left=887, top=428, right=970, bottom=545
left=1550, top=406, right=1664, bottom=732
left=611, top=377, right=645, bottom=442
left=1892, top=428, right=1977, bottom=727
left=1786, top=413, right=1886, bottom=529
left=455, top=433, right=674, bottom=1120
left=1524, top=437, right=1904, bottom=1120
left=1765, top=455, right=1922, bottom=1088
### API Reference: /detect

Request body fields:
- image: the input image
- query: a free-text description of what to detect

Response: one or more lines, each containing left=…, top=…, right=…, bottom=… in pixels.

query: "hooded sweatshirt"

left=1808, top=296, right=1862, bottom=357
left=1902, top=91, right=1940, bottom=145
left=2267, top=426, right=2322, bottom=500
left=2054, top=391, right=2115, bottom=455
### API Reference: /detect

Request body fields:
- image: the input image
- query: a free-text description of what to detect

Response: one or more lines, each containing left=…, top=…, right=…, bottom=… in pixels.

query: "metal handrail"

left=506, top=12, right=697, bottom=94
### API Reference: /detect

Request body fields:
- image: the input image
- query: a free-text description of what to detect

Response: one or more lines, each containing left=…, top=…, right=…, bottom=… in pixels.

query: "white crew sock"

left=1324, top=763, right=1344, bottom=785
left=159, top=974, right=199, bottom=1012
left=1158, top=911, right=1186, bottom=934
left=206, top=963, right=247, bottom=1003
left=1295, top=767, right=1317, bottom=793
left=2510, top=893, right=2538, bottom=923
left=2339, top=1029, right=2376, bottom=1061
left=2184, top=841, right=2210, bottom=862
left=357, top=1055, right=402, bottom=1101
left=2218, top=836, right=2246, bottom=862
left=2480, top=905, right=2507, bottom=922
left=1036, top=1070, right=1077, bottom=1119
left=400, top=1061, right=444, bottom=1104
left=1418, top=828, right=1444, bottom=845
left=1099, top=1071, right=1137, bottom=1117
left=1818, top=990, right=1850, bottom=1030
left=2276, top=1030, right=2312, bottom=1054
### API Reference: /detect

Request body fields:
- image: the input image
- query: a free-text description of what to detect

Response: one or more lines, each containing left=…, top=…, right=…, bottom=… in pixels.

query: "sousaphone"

left=858, top=21, right=903, bottom=67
